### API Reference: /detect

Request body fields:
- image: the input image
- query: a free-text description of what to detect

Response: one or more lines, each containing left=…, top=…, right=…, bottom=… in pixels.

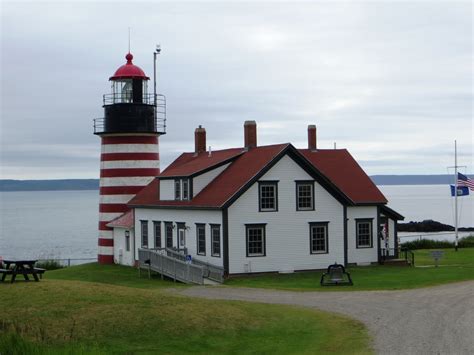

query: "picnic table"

left=0, top=260, right=45, bottom=283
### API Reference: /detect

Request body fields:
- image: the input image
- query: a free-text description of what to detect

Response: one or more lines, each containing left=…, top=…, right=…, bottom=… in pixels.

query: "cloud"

left=1, top=1, right=472, bottom=179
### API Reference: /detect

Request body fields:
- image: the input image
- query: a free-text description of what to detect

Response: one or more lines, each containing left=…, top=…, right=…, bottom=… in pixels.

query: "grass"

left=413, top=247, right=474, bottom=266
left=225, top=248, right=474, bottom=291
left=46, top=262, right=183, bottom=289
left=0, top=264, right=371, bottom=354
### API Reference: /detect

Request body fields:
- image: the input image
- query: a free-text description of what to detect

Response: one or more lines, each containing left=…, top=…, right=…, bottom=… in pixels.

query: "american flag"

left=457, top=172, right=474, bottom=191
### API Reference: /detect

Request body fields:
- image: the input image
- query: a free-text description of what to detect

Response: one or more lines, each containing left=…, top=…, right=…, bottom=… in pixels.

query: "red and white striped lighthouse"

left=94, top=52, right=165, bottom=264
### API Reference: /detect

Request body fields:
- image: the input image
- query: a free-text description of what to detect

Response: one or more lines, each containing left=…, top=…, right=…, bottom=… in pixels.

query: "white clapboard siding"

left=134, top=208, right=223, bottom=267
left=193, top=163, right=231, bottom=197
left=159, top=179, right=175, bottom=200
left=347, top=206, right=378, bottom=264
left=227, top=155, right=345, bottom=274
left=113, top=228, right=135, bottom=266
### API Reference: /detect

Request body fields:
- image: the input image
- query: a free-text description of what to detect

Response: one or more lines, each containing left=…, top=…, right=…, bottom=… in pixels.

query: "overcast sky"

left=1, top=0, right=472, bottom=179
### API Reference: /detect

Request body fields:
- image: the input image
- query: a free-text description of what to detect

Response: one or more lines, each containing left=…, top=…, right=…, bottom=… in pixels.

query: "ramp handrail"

left=138, top=249, right=205, bottom=284
left=164, top=248, right=224, bottom=283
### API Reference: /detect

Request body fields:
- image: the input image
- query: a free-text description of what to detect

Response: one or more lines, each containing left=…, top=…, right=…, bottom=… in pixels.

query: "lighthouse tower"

left=94, top=52, right=165, bottom=264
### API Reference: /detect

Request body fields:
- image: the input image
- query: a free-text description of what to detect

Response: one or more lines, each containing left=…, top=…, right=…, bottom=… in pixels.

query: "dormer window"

left=174, top=179, right=181, bottom=200
left=182, top=179, right=189, bottom=200
left=174, top=178, right=191, bottom=201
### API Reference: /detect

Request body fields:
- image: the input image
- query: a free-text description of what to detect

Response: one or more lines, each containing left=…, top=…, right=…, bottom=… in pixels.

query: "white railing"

left=138, top=249, right=205, bottom=285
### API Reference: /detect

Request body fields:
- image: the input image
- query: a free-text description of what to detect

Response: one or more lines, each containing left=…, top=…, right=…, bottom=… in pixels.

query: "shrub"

left=35, top=259, right=64, bottom=270
left=401, top=235, right=474, bottom=250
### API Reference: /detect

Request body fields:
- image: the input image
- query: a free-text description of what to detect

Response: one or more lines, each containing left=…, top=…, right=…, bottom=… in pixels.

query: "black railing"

left=93, top=94, right=166, bottom=135
left=401, top=248, right=415, bottom=266
left=103, top=93, right=155, bottom=105
left=381, top=248, right=414, bottom=266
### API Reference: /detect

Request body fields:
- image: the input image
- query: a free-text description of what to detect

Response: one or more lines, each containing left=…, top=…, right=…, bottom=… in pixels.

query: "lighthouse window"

left=121, top=80, right=133, bottom=103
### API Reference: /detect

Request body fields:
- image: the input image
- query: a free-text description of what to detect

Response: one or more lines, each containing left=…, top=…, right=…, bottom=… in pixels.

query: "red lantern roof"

left=109, top=53, right=150, bottom=81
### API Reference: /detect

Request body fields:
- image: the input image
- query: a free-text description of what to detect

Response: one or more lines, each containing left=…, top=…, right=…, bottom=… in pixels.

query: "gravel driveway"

left=179, top=281, right=474, bottom=355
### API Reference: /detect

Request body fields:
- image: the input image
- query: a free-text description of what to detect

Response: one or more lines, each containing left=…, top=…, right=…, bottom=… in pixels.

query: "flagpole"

left=454, top=140, right=458, bottom=252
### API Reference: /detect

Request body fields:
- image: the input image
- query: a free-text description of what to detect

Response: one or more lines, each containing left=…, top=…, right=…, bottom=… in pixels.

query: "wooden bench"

left=320, top=263, right=353, bottom=286
left=0, top=268, right=13, bottom=282
left=34, top=268, right=46, bottom=279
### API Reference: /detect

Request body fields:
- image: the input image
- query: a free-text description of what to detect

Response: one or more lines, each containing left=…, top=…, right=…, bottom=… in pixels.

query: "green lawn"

left=0, top=264, right=371, bottom=355
left=225, top=248, right=474, bottom=291
left=414, top=247, right=474, bottom=266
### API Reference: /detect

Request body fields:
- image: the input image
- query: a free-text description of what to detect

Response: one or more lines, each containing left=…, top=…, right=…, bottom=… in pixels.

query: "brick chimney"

left=195, top=125, right=206, bottom=155
left=308, top=125, right=317, bottom=151
left=244, top=121, right=257, bottom=150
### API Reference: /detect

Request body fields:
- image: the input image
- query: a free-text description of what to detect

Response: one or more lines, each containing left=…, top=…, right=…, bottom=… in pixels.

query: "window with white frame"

left=356, top=219, right=373, bottom=248
left=153, top=221, right=161, bottom=249
left=309, top=222, right=328, bottom=254
left=196, top=224, right=206, bottom=255
left=182, top=179, right=189, bottom=200
left=296, top=181, right=314, bottom=211
left=211, top=224, right=220, bottom=257
left=259, top=181, right=278, bottom=212
left=125, top=230, right=130, bottom=252
left=246, top=224, right=266, bottom=257
left=140, top=220, right=148, bottom=248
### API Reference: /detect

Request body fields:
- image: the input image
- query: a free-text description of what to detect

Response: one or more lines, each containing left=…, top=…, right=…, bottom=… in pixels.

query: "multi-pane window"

left=153, top=221, right=161, bottom=249
left=125, top=230, right=130, bottom=252
left=259, top=182, right=278, bottom=212
left=310, top=222, right=328, bottom=254
left=182, top=179, right=189, bottom=200
left=174, top=179, right=191, bottom=201
left=140, top=220, right=148, bottom=248
left=174, top=179, right=181, bottom=200
left=246, top=224, right=266, bottom=257
left=165, top=222, right=173, bottom=248
left=356, top=220, right=373, bottom=248
left=296, top=182, right=314, bottom=210
left=211, top=225, right=221, bottom=257
left=196, top=224, right=206, bottom=255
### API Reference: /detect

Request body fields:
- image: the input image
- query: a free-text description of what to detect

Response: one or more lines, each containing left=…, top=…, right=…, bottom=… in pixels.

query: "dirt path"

left=178, top=281, right=474, bottom=355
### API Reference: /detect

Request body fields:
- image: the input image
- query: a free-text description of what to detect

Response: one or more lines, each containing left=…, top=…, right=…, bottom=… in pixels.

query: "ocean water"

left=0, top=185, right=472, bottom=260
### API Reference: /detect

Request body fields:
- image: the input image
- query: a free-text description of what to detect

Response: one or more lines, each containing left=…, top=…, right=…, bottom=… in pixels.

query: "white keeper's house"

left=107, top=121, right=404, bottom=275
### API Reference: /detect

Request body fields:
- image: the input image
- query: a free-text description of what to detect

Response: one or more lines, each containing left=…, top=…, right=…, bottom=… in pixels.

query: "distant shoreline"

left=1, top=175, right=473, bottom=191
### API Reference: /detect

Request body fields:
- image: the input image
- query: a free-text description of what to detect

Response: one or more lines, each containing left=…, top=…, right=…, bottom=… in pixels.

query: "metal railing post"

left=173, top=258, right=176, bottom=283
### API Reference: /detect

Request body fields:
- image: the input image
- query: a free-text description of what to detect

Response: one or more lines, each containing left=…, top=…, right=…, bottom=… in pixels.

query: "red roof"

left=128, top=144, right=387, bottom=209
left=109, top=53, right=150, bottom=81
left=299, top=149, right=387, bottom=204
left=160, top=148, right=243, bottom=177
left=107, top=210, right=134, bottom=228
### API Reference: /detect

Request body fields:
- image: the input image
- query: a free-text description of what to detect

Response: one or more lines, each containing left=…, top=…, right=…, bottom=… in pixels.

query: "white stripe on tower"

left=98, top=135, right=159, bottom=264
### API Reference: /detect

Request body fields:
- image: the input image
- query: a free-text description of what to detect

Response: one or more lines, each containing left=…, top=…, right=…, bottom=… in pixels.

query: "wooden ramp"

left=138, top=248, right=224, bottom=285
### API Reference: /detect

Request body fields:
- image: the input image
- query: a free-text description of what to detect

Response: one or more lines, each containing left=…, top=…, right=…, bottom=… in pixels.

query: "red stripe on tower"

left=93, top=51, right=165, bottom=265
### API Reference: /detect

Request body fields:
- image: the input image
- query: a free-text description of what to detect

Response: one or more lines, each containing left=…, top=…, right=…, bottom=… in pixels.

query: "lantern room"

left=107, top=53, right=150, bottom=104
left=93, top=52, right=166, bottom=135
